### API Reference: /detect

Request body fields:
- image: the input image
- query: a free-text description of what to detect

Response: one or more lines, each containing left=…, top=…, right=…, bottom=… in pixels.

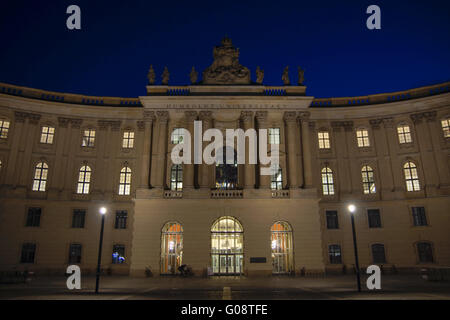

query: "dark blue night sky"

left=0, top=0, right=449, bottom=98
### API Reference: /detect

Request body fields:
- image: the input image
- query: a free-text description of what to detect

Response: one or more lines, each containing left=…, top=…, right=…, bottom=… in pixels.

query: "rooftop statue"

left=202, top=37, right=251, bottom=85
left=255, top=66, right=264, bottom=84
left=298, top=66, right=305, bottom=85
left=190, top=66, right=198, bottom=84
left=161, top=66, right=170, bottom=85
left=147, top=65, right=155, bottom=85
left=282, top=66, right=290, bottom=86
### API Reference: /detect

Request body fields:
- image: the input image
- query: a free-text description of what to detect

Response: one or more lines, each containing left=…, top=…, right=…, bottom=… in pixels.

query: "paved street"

left=0, top=274, right=449, bottom=300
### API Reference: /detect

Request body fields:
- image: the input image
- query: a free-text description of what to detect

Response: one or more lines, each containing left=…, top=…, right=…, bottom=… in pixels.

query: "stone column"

left=299, top=112, right=312, bottom=188
left=199, top=111, right=213, bottom=188
left=5, top=112, right=26, bottom=185
left=284, top=111, right=299, bottom=189
left=382, top=117, right=403, bottom=192
left=241, top=111, right=255, bottom=189
left=150, top=111, right=169, bottom=188
left=256, top=111, right=270, bottom=189
left=50, top=117, right=70, bottom=191
left=63, top=118, right=82, bottom=198
left=18, top=113, right=41, bottom=188
left=184, top=111, right=197, bottom=189
left=138, top=111, right=155, bottom=188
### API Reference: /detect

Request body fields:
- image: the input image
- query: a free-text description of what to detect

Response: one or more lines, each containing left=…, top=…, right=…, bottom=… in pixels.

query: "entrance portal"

left=161, top=222, right=183, bottom=274
left=271, top=221, right=294, bottom=274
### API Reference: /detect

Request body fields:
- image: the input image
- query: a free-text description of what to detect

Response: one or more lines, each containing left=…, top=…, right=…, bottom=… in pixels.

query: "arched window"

left=417, top=242, right=433, bottom=263
left=170, top=164, right=183, bottom=191
left=321, top=167, right=334, bottom=195
left=211, top=216, right=243, bottom=275
left=397, top=124, right=412, bottom=144
left=404, top=161, right=420, bottom=192
left=32, top=162, right=48, bottom=191
left=77, top=165, right=91, bottom=194
left=441, top=118, right=450, bottom=138
left=118, top=166, right=132, bottom=195
left=271, top=167, right=283, bottom=190
left=161, top=222, right=183, bottom=274
left=215, top=146, right=238, bottom=190
left=361, top=165, right=376, bottom=194
left=0, top=119, right=10, bottom=139
left=318, top=131, right=330, bottom=149
left=371, top=243, right=386, bottom=264
left=356, top=129, right=370, bottom=147
left=271, top=222, right=294, bottom=274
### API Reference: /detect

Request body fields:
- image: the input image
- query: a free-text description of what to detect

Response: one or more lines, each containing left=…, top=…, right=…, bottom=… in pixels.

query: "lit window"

left=371, top=244, right=386, bottom=264
left=122, top=131, right=134, bottom=148
left=171, top=128, right=184, bottom=144
left=20, top=243, right=36, bottom=263
left=417, top=242, right=433, bottom=263
left=271, top=222, right=294, bottom=274
left=0, top=120, right=10, bottom=139
left=356, top=129, right=370, bottom=147
left=161, top=222, right=183, bottom=274
left=40, top=126, right=55, bottom=144
left=82, top=129, right=96, bottom=147
left=170, top=164, right=183, bottom=191
left=118, top=166, right=132, bottom=195
left=271, top=167, right=283, bottom=190
left=397, top=124, right=412, bottom=144
left=268, top=128, right=280, bottom=144
left=32, top=162, right=48, bottom=192
left=361, top=165, right=376, bottom=194
left=112, top=245, right=126, bottom=264
left=77, top=165, right=91, bottom=194
left=328, top=244, right=342, bottom=264
left=404, top=161, right=420, bottom=191
left=321, top=167, right=334, bottom=195
left=441, top=118, right=450, bottom=138
left=318, top=131, right=330, bottom=149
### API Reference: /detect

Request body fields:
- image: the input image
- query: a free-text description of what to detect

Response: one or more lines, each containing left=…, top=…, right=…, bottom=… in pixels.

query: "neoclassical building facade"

left=0, top=39, right=449, bottom=277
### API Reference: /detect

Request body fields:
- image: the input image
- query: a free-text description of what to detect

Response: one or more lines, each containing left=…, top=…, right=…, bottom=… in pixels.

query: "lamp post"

left=348, top=204, right=361, bottom=292
left=95, top=206, right=107, bottom=294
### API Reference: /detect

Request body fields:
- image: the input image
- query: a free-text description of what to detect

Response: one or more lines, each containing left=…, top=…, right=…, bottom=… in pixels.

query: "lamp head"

left=99, top=207, right=107, bottom=215
left=348, top=204, right=356, bottom=214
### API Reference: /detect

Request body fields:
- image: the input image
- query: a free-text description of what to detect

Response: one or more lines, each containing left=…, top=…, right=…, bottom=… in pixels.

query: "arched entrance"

left=161, top=222, right=183, bottom=274
left=271, top=221, right=294, bottom=274
left=211, top=216, right=243, bottom=275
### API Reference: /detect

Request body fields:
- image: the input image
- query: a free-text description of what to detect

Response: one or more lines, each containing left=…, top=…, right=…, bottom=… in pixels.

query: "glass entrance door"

left=271, top=222, right=294, bottom=274
left=211, top=217, right=243, bottom=275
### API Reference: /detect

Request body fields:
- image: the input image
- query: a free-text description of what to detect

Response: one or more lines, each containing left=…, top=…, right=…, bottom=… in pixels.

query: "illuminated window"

left=215, top=147, right=237, bottom=190
left=77, top=165, right=91, bottom=194
left=32, top=162, right=48, bottom=192
left=361, top=165, right=376, bottom=194
left=397, top=124, right=412, bottom=144
left=118, top=166, right=132, bottom=195
left=318, top=131, right=330, bottom=149
left=161, top=222, right=183, bottom=274
left=321, top=167, right=334, bottom=195
left=417, top=242, right=433, bottom=263
left=328, top=244, right=342, bottom=264
left=82, top=129, right=96, bottom=147
left=404, top=161, right=420, bottom=192
left=171, top=128, right=185, bottom=144
left=0, top=120, right=10, bottom=139
left=441, top=118, right=450, bottom=138
left=40, top=126, right=55, bottom=144
left=112, top=244, right=126, bottom=264
left=371, top=244, right=386, bottom=264
left=356, top=129, right=370, bottom=147
left=20, top=243, right=36, bottom=263
left=268, top=128, right=280, bottom=144
left=170, top=164, right=183, bottom=191
left=270, top=167, right=283, bottom=190
left=211, top=217, right=243, bottom=275
left=122, top=131, right=134, bottom=148
left=271, top=222, right=294, bottom=274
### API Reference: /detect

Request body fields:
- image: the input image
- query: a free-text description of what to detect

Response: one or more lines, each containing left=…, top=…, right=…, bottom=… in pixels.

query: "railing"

left=271, top=190, right=290, bottom=198
left=211, top=189, right=243, bottom=199
left=163, top=190, right=183, bottom=198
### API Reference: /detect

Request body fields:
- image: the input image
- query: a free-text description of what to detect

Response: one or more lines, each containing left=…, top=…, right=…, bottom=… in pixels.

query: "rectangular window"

left=115, top=210, right=128, bottom=229
left=328, top=244, right=342, bottom=264
left=26, top=207, right=41, bottom=227
left=72, top=209, right=86, bottom=228
left=82, top=129, right=96, bottom=147
left=372, top=244, right=386, bottom=264
left=122, top=131, right=134, bottom=148
left=0, top=120, right=10, bottom=139
left=412, top=207, right=427, bottom=226
left=171, top=128, right=184, bottom=144
left=417, top=242, right=433, bottom=263
left=112, top=244, right=126, bottom=264
left=270, top=167, right=283, bottom=190
left=367, top=209, right=382, bottom=228
left=68, top=244, right=82, bottom=264
left=441, top=119, right=450, bottom=138
left=356, top=129, right=370, bottom=147
left=40, top=126, right=55, bottom=144
left=20, top=243, right=36, bottom=263
left=397, top=125, right=412, bottom=144
left=325, top=210, right=339, bottom=229
left=318, top=131, right=330, bottom=149
left=268, top=128, right=280, bottom=144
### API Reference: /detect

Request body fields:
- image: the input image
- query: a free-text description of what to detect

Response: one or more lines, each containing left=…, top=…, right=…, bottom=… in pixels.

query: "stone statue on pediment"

left=190, top=66, right=198, bottom=84
left=255, top=66, right=264, bottom=84
left=161, top=66, right=169, bottom=85
left=147, top=65, right=155, bottom=85
left=282, top=66, right=290, bottom=85
left=297, top=66, right=304, bottom=85
left=202, top=37, right=251, bottom=85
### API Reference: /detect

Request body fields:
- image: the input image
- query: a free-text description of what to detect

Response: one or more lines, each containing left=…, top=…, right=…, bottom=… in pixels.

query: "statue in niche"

left=190, top=66, right=198, bottom=84
left=297, top=66, right=305, bottom=85
left=255, top=66, right=264, bottom=84
left=147, top=65, right=155, bottom=85
left=161, top=66, right=169, bottom=85
left=282, top=66, right=290, bottom=85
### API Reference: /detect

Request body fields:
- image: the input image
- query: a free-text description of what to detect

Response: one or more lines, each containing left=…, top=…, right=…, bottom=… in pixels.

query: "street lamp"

left=348, top=204, right=361, bottom=292
left=95, top=206, right=107, bottom=294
